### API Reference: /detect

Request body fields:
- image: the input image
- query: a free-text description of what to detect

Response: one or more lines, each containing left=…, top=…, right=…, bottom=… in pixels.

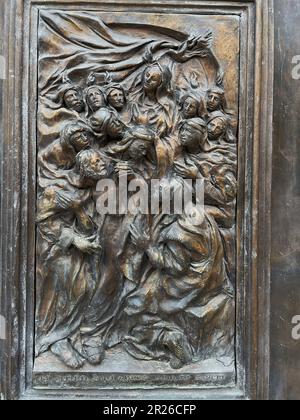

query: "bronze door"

left=0, top=0, right=299, bottom=400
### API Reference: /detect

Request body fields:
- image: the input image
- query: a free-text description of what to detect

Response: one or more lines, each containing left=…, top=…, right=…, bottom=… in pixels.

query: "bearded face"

left=64, top=89, right=85, bottom=113
left=80, top=152, right=108, bottom=181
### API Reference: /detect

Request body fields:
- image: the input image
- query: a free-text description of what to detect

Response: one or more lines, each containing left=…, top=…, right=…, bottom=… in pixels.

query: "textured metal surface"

left=34, top=8, right=237, bottom=379
left=270, top=0, right=300, bottom=401
left=0, top=0, right=275, bottom=400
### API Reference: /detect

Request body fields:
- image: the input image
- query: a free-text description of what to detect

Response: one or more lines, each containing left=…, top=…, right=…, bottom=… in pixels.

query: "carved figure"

left=36, top=11, right=238, bottom=373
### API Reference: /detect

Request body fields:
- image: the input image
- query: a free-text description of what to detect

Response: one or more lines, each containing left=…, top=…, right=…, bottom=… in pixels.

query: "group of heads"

left=60, top=67, right=234, bottom=176
left=109, top=125, right=157, bottom=161
left=63, top=61, right=172, bottom=114
left=60, top=122, right=106, bottom=181
left=179, top=84, right=237, bottom=147
left=179, top=112, right=231, bottom=152
left=63, top=82, right=126, bottom=115
left=180, top=86, right=227, bottom=121
left=61, top=119, right=157, bottom=183
left=62, top=76, right=128, bottom=146
left=140, top=62, right=227, bottom=117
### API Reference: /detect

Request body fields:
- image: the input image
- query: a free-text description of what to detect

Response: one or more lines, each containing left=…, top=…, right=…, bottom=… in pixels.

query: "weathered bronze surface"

left=0, top=0, right=276, bottom=400
left=270, top=0, right=300, bottom=400
left=34, top=10, right=238, bottom=377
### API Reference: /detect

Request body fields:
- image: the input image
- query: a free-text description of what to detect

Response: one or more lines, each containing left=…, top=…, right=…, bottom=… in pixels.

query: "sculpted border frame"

left=0, top=0, right=274, bottom=400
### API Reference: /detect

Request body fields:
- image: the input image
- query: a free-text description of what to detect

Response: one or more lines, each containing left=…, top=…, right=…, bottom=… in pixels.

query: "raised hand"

left=114, top=161, right=134, bottom=177
left=73, top=233, right=102, bottom=254
left=171, top=30, right=213, bottom=61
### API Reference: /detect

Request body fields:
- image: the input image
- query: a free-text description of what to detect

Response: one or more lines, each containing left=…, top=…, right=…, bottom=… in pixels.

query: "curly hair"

left=75, top=149, right=102, bottom=179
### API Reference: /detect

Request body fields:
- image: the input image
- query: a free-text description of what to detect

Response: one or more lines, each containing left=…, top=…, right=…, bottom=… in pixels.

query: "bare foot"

left=82, top=338, right=105, bottom=365
left=51, top=339, right=85, bottom=369
left=170, top=356, right=184, bottom=370
left=163, top=331, right=191, bottom=368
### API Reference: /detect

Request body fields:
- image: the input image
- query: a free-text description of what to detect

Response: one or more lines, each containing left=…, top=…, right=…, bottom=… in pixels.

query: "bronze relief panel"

left=34, top=8, right=240, bottom=389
